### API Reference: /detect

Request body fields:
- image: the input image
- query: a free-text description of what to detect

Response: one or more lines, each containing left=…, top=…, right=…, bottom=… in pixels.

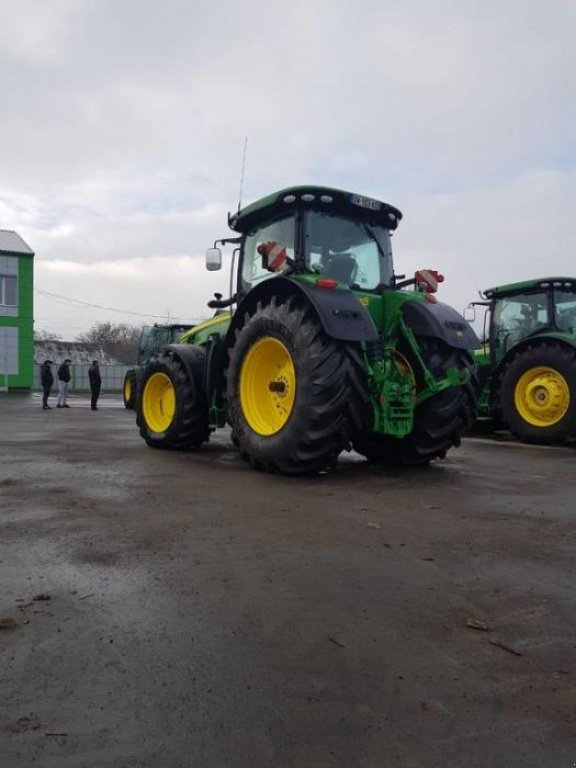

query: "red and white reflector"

left=415, top=269, right=444, bottom=294
left=258, top=241, right=288, bottom=273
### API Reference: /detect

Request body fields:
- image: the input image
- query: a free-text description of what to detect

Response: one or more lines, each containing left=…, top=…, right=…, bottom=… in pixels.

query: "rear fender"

left=401, top=300, right=480, bottom=350
left=226, top=276, right=378, bottom=344
left=163, top=344, right=206, bottom=390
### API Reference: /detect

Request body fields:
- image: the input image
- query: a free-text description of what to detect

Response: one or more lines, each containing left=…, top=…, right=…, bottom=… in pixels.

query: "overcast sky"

left=2, top=0, right=575, bottom=337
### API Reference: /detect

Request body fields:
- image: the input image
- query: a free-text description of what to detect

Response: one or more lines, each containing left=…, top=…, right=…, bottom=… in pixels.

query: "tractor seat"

left=324, top=253, right=358, bottom=285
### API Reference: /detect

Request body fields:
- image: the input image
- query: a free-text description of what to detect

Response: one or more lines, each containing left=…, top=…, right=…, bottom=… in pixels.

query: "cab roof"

left=228, top=185, right=403, bottom=234
left=484, top=276, right=576, bottom=299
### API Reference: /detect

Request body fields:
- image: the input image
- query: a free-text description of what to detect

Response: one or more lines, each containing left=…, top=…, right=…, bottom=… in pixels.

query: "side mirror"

left=463, top=305, right=476, bottom=323
left=205, top=247, right=222, bottom=271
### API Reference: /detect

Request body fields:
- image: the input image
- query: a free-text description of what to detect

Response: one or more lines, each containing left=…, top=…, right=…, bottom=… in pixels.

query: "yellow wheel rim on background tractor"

left=240, top=337, right=296, bottom=435
left=142, top=372, right=176, bottom=433
left=124, top=377, right=132, bottom=402
left=514, top=366, right=570, bottom=427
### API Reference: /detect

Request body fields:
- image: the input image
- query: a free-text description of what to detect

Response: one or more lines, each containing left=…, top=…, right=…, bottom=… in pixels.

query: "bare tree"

left=34, top=330, right=63, bottom=342
left=76, top=322, right=141, bottom=364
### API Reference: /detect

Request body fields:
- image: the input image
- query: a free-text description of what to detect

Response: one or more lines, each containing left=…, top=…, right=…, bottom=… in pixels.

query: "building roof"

left=0, top=230, right=34, bottom=256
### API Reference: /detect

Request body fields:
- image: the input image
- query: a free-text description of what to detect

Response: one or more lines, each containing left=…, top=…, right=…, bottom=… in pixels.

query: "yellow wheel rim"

left=124, top=377, right=132, bottom=401
left=514, top=366, right=570, bottom=427
left=142, top=372, right=175, bottom=433
left=239, top=337, right=296, bottom=435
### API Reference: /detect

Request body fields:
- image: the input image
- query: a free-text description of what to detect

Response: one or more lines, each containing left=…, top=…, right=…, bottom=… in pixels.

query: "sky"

left=1, top=0, right=575, bottom=338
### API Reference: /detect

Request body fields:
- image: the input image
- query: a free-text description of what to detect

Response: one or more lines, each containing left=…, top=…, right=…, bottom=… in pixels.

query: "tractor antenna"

left=237, top=136, right=248, bottom=213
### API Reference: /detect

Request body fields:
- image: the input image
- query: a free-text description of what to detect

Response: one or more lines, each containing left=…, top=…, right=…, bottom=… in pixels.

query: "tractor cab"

left=139, top=324, right=194, bottom=365
left=490, top=289, right=549, bottom=362
left=237, top=207, right=396, bottom=295
left=483, top=278, right=576, bottom=364
left=208, top=186, right=402, bottom=301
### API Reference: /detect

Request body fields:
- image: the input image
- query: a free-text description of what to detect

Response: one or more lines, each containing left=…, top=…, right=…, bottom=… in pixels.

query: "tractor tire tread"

left=136, top=350, right=210, bottom=450
left=500, top=340, right=576, bottom=443
left=227, top=295, right=367, bottom=474
left=354, top=341, right=478, bottom=466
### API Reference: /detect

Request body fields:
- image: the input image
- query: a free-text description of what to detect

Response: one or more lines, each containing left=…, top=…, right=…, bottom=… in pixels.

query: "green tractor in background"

left=135, top=185, right=479, bottom=474
left=466, top=277, right=576, bottom=443
left=123, top=323, right=195, bottom=409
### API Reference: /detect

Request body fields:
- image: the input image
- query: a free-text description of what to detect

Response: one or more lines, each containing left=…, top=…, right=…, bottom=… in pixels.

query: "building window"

left=0, top=275, right=17, bottom=306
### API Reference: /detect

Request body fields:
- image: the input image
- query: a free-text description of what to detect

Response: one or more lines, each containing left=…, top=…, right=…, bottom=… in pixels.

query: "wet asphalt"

left=1, top=392, right=575, bottom=767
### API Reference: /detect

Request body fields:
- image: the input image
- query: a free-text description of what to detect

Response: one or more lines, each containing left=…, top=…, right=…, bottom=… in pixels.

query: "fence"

left=34, top=363, right=130, bottom=393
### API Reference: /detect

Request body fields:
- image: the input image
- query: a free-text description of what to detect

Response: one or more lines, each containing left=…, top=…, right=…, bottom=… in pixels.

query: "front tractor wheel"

left=227, top=296, right=368, bottom=474
left=123, top=368, right=137, bottom=409
left=136, top=350, right=210, bottom=450
left=501, top=342, right=576, bottom=443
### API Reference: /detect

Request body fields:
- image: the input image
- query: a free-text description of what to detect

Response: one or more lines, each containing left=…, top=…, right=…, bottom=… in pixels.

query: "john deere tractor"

left=467, top=277, right=576, bottom=443
left=135, top=186, right=479, bottom=474
left=123, top=323, right=194, bottom=409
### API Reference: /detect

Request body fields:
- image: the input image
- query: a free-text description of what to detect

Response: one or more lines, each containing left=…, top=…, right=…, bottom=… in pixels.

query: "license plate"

left=349, top=194, right=382, bottom=211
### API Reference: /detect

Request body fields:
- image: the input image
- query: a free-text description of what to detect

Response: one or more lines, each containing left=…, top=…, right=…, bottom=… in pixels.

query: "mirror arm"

left=394, top=277, right=416, bottom=289
left=213, top=237, right=241, bottom=248
left=207, top=293, right=237, bottom=309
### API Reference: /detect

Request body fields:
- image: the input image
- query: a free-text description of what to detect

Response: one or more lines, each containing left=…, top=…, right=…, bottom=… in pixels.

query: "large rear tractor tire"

left=136, top=349, right=210, bottom=450
left=123, top=368, right=137, bottom=409
left=354, top=339, right=478, bottom=466
left=501, top=342, right=576, bottom=444
left=226, top=296, right=369, bottom=474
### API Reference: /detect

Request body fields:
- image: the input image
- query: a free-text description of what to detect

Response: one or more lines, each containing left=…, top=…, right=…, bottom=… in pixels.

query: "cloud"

left=34, top=254, right=230, bottom=335
left=395, top=168, right=576, bottom=311
left=0, top=0, right=81, bottom=64
left=1, top=0, right=575, bottom=335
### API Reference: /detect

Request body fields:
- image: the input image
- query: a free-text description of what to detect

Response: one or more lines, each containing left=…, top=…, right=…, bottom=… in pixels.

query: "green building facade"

left=0, top=231, right=34, bottom=391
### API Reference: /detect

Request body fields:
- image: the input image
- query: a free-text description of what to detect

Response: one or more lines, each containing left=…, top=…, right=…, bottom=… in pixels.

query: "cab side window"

left=242, top=216, right=296, bottom=291
left=555, top=290, right=576, bottom=333
left=493, top=292, right=548, bottom=359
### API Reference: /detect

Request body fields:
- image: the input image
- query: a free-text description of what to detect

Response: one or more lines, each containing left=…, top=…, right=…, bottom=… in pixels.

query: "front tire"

left=227, top=296, right=368, bottom=474
left=501, top=342, right=576, bottom=443
left=136, top=349, right=210, bottom=450
left=123, top=368, right=137, bottom=409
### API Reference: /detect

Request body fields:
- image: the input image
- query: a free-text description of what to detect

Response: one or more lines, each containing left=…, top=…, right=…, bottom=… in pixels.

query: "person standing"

left=40, top=360, right=54, bottom=409
left=57, top=358, right=72, bottom=408
left=88, top=359, right=102, bottom=411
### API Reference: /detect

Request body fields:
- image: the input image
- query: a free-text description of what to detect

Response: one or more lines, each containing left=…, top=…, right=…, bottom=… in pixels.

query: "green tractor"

left=467, top=277, right=576, bottom=443
left=135, top=185, right=479, bottom=474
left=123, top=323, right=194, bottom=409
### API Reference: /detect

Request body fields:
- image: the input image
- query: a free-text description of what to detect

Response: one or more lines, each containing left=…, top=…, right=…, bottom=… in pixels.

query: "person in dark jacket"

left=40, top=360, right=54, bottom=409
left=88, top=360, right=102, bottom=411
left=57, top=358, right=72, bottom=408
